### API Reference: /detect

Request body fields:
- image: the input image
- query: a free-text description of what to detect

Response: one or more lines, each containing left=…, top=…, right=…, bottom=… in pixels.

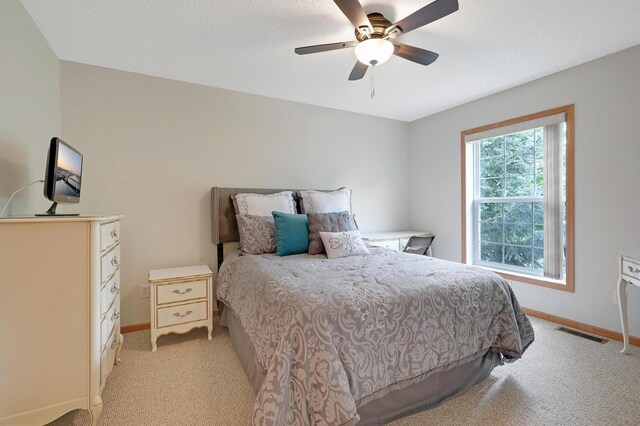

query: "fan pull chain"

left=370, top=65, right=375, bottom=99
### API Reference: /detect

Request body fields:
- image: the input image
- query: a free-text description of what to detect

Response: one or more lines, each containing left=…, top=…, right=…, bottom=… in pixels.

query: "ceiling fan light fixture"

left=355, top=38, right=394, bottom=66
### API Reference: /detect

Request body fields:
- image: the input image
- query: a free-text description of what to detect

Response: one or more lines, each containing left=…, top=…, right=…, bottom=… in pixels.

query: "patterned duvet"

left=217, top=248, right=534, bottom=425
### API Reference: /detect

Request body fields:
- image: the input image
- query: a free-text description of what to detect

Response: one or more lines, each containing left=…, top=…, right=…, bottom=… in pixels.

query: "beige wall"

left=60, top=62, right=410, bottom=325
left=409, top=45, right=640, bottom=337
left=0, top=0, right=60, bottom=215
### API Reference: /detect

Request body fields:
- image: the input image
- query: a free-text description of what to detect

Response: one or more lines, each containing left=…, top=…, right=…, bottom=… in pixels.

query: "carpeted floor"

left=49, top=317, right=640, bottom=426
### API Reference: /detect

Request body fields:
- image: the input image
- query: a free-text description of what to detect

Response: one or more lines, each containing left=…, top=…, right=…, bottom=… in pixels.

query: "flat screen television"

left=38, top=137, right=83, bottom=216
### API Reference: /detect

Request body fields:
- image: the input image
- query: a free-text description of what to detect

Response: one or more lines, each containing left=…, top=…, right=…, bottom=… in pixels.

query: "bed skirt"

left=220, top=306, right=502, bottom=425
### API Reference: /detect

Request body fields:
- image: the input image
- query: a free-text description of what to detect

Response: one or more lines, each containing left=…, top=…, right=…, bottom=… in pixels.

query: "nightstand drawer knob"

left=110, top=283, right=119, bottom=293
left=173, top=310, right=193, bottom=318
left=110, top=229, right=118, bottom=238
left=111, top=311, right=120, bottom=322
left=111, top=256, right=119, bottom=267
left=172, top=288, right=193, bottom=295
left=628, top=265, right=640, bottom=274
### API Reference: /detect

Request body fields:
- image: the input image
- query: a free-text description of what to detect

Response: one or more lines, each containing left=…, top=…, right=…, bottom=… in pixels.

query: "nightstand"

left=148, top=265, right=214, bottom=352
left=362, top=231, right=435, bottom=255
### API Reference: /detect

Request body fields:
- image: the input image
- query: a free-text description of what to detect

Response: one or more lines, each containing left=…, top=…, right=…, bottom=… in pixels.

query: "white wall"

left=409, top=45, right=640, bottom=337
left=0, top=0, right=60, bottom=215
left=60, top=61, right=410, bottom=326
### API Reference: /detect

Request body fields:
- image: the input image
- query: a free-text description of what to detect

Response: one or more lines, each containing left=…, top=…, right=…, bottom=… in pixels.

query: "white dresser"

left=361, top=231, right=434, bottom=254
left=0, top=216, right=123, bottom=425
left=618, top=253, right=640, bottom=354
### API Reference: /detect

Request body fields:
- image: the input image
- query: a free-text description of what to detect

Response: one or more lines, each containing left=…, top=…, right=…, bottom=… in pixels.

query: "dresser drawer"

left=101, top=270, right=120, bottom=317
left=101, top=330, right=119, bottom=388
left=100, top=221, right=120, bottom=252
left=102, top=297, right=120, bottom=348
left=101, top=245, right=120, bottom=284
left=156, top=279, right=207, bottom=305
left=157, top=301, right=208, bottom=328
left=623, top=259, right=640, bottom=281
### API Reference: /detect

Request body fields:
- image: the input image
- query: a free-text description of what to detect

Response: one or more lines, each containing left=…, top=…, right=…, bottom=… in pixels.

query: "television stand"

left=35, top=202, right=80, bottom=216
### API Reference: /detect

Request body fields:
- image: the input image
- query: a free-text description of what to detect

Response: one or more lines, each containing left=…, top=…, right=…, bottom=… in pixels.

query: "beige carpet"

left=49, top=317, right=640, bottom=426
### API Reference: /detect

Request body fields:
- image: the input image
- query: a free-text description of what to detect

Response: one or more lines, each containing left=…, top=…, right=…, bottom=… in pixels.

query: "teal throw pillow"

left=272, top=211, right=310, bottom=256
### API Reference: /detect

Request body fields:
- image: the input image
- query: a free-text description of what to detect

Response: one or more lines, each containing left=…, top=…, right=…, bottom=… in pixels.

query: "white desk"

left=617, top=253, right=640, bottom=354
left=361, top=231, right=434, bottom=255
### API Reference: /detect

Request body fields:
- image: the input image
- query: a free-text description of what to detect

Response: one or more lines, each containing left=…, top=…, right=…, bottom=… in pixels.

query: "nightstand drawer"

left=100, top=221, right=120, bottom=252
left=101, top=245, right=120, bottom=284
left=156, top=279, right=207, bottom=305
left=157, top=301, right=208, bottom=328
left=622, top=259, right=640, bottom=281
left=101, top=271, right=120, bottom=317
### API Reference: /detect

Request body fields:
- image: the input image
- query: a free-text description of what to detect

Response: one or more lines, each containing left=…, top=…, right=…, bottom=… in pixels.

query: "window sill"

left=475, top=264, right=573, bottom=292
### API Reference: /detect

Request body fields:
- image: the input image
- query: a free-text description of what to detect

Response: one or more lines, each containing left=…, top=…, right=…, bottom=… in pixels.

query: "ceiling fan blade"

left=295, top=41, right=357, bottom=55
left=393, top=42, right=439, bottom=66
left=389, top=0, right=458, bottom=35
left=348, top=61, right=368, bottom=81
left=333, top=0, right=372, bottom=32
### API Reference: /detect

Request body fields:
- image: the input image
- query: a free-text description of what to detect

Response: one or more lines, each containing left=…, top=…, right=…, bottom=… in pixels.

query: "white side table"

left=148, top=265, right=214, bottom=352
left=618, top=253, right=640, bottom=354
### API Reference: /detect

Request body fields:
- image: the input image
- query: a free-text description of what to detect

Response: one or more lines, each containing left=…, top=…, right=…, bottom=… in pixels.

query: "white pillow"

left=319, top=230, right=370, bottom=259
left=299, top=188, right=351, bottom=214
left=233, top=191, right=295, bottom=216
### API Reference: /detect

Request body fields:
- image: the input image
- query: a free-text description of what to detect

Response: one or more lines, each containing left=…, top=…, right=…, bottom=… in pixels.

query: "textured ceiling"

left=20, top=0, right=640, bottom=122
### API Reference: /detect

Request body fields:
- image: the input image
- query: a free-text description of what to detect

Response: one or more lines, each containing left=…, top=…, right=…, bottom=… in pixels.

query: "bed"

left=212, top=187, right=534, bottom=425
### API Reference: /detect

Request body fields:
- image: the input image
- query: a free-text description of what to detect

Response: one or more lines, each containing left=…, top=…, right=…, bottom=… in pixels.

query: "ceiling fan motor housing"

left=355, top=13, right=399, bottom=41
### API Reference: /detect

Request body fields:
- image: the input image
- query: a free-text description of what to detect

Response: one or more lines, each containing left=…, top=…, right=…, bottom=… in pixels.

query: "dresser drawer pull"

left=111, top=311, right=120, bottom=322
left=110, top=283, right=120, bottom=293
left=173, top=310, right=193, bottom=318
left=111, top=339, right=119, bottom=349
left=172, top=288, right=193, bottom=295
left=628, top=265, right=640, bottom=274
left=110, top=256, right=119, bottom=267
left=110, top=229, right=118, bottom=238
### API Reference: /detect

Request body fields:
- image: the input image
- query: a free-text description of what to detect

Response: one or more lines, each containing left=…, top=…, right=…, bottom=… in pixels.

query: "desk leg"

left=618, top=278, right=630, bottom=354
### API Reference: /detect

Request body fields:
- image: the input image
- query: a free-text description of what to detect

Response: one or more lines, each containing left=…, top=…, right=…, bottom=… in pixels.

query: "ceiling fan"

left=295, top=0, right=459, bottom=81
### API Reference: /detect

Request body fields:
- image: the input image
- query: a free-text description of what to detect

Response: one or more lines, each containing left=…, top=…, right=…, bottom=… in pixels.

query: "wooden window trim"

left=461, top=104, right=575, bottom=292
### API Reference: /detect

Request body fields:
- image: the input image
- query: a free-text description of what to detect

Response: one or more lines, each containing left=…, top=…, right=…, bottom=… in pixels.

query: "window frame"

left=461, top=105, right=574, bottom=292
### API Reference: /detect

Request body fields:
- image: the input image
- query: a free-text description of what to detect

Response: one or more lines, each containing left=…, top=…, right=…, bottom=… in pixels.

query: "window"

left=461, top=105, right=574, bottom=292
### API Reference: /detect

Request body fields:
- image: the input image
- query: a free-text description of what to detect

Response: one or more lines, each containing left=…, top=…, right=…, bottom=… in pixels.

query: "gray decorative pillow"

left=319, top=230, right=370, bottom=259
left=307, top=212, right=355, bottom=255
left=236, top=214, right=276, bottom=255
